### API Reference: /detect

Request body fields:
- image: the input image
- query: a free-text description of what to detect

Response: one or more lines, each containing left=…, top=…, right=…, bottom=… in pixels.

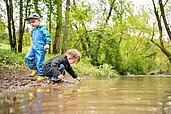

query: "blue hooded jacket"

left=31, top=25, right=51, bottom=50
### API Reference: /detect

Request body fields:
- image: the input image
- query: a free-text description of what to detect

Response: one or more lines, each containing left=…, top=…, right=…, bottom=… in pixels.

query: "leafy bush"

left=123, top=55, right=157, bottom=75
left=96, top=64, right=119, bottom=79
left=0, top=49, right=119, bottom=78
left=0, top=33, right=9, bottom=44
left=0, top=49, right=26, bottom=68
left=72, top=58, right=119, bottom=79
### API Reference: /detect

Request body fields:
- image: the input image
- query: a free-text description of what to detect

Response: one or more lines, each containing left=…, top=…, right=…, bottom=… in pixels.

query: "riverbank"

left=0, top=66, right=79, bottom=95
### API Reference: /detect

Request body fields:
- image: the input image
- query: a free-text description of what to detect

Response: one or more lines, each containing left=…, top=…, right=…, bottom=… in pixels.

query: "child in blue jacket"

left=25, top=13, right=51, bottom=81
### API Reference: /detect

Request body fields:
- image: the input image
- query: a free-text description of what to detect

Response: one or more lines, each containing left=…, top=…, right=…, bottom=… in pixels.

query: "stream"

left=1, top=76, right=171, bottom=114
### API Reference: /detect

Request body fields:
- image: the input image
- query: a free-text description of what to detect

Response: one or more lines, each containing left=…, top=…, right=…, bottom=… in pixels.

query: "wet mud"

left=0, top=66, right=77, bottom=95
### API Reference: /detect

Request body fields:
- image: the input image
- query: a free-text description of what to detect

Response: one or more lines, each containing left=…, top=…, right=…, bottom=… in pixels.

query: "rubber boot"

left=37, top=76, right=45, bottom=81
left=29, top=69, right=37, bottom=77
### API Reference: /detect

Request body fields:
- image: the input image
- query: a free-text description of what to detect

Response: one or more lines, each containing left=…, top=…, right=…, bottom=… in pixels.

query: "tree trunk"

left=151, top=0, right=171, bottom=64
left=5, top=0, right=16, bottom=51
left=48, top=0, right=52, bottom=54
left=10, top=0, right=16, bottom=51
left=18, top=0, right=29, bottom=52
left=18, top=0, right=23, bottom=52
left=62, top=0, right=70, bottom=54
left=159, top=0, right=171, bottom=40
left=5, top=0, right=12, bottom=50
left=53, top=0, right=62, bottom=54
left=53, top=23, right=62, bottom=54
left=106, top=0, right=116, bottom=24
left=151, top=39, right=171, bottom=63
left=73, top=0, right=76, bottom=5
left=33, top=0, right=40, bottom=16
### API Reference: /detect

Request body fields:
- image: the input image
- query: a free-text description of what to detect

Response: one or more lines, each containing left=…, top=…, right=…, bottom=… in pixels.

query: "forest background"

left=0, top=0, right=171, bottom=77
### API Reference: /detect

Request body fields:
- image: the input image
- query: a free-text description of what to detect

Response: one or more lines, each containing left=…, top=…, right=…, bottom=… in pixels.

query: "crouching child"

left=42, top=49, right=82, bottom=82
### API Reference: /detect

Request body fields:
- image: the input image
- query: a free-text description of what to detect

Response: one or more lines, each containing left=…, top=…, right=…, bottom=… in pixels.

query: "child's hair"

left=66, top=49, right=81, bottom=62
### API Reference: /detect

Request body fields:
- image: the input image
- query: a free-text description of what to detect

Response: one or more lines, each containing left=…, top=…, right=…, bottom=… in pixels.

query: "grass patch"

left=0, top=48, right=26, bottom=68
left=0, top=48, right=119, bottom=79
left=0, top=33, right=9, bottom=44
left=72, top=59, right=119, bottom=79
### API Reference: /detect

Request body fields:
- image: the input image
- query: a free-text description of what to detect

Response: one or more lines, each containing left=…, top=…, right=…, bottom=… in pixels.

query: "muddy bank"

left=0, top=66, right=79, bottom=95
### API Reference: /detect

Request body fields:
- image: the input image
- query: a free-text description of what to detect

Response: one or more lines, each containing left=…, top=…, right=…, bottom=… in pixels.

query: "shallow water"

left=1, top=76, right=171, bottom=114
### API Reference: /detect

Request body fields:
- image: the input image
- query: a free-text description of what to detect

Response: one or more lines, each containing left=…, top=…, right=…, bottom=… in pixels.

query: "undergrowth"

left=0, top=48, right=119, bottom=79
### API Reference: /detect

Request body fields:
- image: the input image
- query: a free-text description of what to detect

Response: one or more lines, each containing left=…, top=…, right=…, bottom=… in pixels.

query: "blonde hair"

left=66, top=49, right=81, bottom=62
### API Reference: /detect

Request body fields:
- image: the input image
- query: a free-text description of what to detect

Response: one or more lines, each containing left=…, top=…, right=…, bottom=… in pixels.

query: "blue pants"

left=25, top=48, right=46, bottom=76
left=43, top=64, right=65, bottom=81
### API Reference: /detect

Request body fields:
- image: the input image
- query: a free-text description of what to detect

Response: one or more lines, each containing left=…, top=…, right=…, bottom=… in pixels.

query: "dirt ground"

left=0, top=65, right=79, bottom=95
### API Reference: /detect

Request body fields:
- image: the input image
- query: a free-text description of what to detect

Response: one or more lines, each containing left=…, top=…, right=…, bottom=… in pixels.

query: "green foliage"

left=0, top=49, right=26, bottom=68
left=0, top=19, right=6, bottom=33
left=124, top=55, right=149, bottom=75
left=98, top=63, right=119, bottom=78
left=72, top=58, right=119, bottom=79
left=0, top=48, right=119, bottom=79
left=0, top=0, right=170, bottom=76
left=0, top=33, right=9, bottom=44
left=22, top=32, right=31, bottom=47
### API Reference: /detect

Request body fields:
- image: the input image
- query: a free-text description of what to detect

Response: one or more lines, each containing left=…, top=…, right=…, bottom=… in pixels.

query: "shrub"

left=0, top=49, right=26, bottom=68
left=72, top=58, right=119, bottom=79
left=0, top=34, right=9, bottom=44
left=0, top=49, right=119, bottom=79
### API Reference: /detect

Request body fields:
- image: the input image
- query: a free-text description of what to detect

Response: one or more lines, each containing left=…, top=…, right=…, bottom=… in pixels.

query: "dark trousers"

left=43, top=64, right=65, bottom=79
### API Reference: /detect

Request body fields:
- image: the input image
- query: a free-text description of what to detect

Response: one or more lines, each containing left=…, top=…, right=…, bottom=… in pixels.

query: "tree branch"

left=152, top=0, right=164, bottom=47
left=159, top=0, right=171, bottom=40
left=106, top=0, right=116, bottom=24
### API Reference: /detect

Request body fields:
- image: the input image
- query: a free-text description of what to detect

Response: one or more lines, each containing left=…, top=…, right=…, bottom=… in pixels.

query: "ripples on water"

left=1, top=76, right=171, bottom=114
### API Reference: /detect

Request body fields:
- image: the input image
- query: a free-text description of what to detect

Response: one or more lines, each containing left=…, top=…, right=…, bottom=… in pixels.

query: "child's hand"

left=44, top=44, right=49, bottom=50
left=58, top=74, right=65, bottom=80
left=76, top=77, right=82, bottom=82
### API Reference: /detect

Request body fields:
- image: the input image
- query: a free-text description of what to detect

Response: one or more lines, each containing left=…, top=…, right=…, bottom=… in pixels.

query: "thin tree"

left=18, top=0, right=23, bottom=52
left=106, top=0, right=116, bottom=24
left=62, top=0, right=70, bottom=54
left=18, top=0, right=30, bottom=52
left=46, top=0, right=52, bottom=54
left=4, top=0, right=16, bottom=51
left=151, top=0, right=171, bottom=63
left=53, top=0, right=62, bottom=54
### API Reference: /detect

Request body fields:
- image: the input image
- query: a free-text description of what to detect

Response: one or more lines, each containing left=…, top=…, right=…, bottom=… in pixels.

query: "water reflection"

left=23, top=86, right=65, bottom=114
left=0, top=92, right=25, bottom=114
left=1, top=76, right=171, bottom=114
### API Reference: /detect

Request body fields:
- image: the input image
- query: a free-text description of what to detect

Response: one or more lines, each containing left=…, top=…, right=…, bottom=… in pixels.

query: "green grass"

left=0, top=33, right=119, bottom=78
left=0, top=33, right=9, bottom=44
left=72, top=59, right=119, bottom=79
left=0, top=48, right=27, bottom=68
left=0, top=48, right=119, bottom=78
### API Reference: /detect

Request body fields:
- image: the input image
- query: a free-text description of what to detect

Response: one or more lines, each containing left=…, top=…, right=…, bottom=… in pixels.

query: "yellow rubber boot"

left=37, top=76, right=45, bottom=81
left=29, top=69, right=37, bottom=77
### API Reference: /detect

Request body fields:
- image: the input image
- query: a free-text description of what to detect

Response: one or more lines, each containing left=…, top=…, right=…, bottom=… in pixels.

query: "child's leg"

left=43, top=67, right=53, bottom=77
left=35, top=50, right=46, bottom=76
left=59, top=64, right=65, bottom=75
left=25, top=48, right=36, bottom=70
left=51, top=64, right=65, bottom=82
